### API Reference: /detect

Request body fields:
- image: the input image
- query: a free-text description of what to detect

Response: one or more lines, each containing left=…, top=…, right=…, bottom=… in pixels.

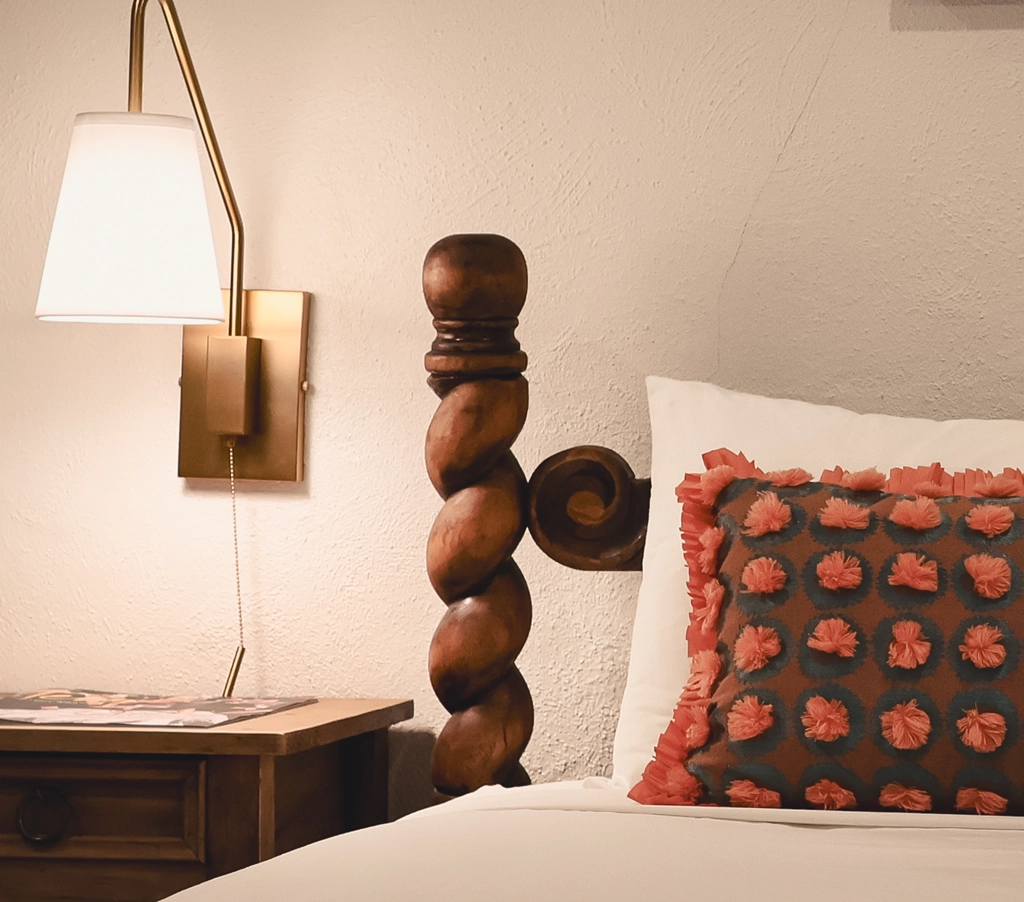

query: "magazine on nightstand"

left=0, top=688, right=315, bottom=727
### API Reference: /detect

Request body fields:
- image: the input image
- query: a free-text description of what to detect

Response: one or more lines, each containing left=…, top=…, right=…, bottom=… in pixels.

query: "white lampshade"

left=36, top=112, right=225, bottom=324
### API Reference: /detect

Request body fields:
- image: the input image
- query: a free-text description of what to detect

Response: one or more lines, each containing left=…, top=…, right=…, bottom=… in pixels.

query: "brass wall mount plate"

left=178, top=289, right=311, bottom=481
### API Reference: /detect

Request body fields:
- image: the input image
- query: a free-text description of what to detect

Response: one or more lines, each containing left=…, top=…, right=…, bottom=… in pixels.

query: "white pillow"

left=612, top=377, right=1024, bottom=788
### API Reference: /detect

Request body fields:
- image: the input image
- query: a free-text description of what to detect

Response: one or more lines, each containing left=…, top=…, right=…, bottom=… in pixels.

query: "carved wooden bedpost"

left=423, top=234, right=533, bottom=795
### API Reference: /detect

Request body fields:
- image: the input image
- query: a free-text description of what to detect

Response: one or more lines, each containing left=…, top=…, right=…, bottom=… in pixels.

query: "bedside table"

left=0, top=697, right=413, bottom=902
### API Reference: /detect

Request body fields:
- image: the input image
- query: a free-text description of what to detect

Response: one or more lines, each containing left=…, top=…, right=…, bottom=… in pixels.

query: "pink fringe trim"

left=879, top=783, right=932, bottom=812
left=965, top=505, right=1014, bottom=539
left=727, top=695, right=774, bottom=741
left=734, top=625, right=782, bottom=672
left=964, top=554, right=1012, bottom=600
left=628, top=699, right=713, bottom=805
left=818, top=497, right=871, bottom=530
left=691, top=579, right=725, bottom=634
left=726, top=780, right=781, bottom=809
left=678, top=448, right=764, bottom=657
left=957, top=708, right=1007, bottom=753
left=888, top=553, right=938, bottom=592
left=805, top=779, right=857, bottom=810
left=816, top=551, right=863, bottom=591
left=885, top=463, right=950, bottom=496
left=801, top=696, right=850, bottom=742
left=806, top=618, right=859, bottom=658
left=880, top=699, right=932, bottom=750
left=887, top=620, right=931, bottom=670
left=741, top=557, right=787, bottom=594
left=956, top=788, right=1008, bottom=816
left=889, top=496, right=942, bottom=531
left=959, top=623, right=1007, bottom=669
left=697, top=526, right=726, bottom=575
left=742, top=492, right=792, bottom=536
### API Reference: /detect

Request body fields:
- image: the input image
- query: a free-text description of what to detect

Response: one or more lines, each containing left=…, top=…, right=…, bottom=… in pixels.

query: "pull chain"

left=222, top=439, right=246, bottom=697
left=229, top=441, right=244, bottom=647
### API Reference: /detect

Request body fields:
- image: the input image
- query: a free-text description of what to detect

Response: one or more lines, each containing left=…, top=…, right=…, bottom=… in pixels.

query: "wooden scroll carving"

left=423, top=234, right=534, bottom=796
left=529, top=446, right=651, bottom=571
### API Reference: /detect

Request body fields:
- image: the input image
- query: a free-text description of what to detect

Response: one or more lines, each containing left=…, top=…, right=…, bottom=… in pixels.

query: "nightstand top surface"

left=0, top=697, right=413, bottom=757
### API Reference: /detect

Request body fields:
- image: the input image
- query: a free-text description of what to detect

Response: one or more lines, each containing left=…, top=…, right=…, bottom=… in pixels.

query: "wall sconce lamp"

left=34, top=0, right=312, bottom=696
left=35, top=0, right=311, bottom=484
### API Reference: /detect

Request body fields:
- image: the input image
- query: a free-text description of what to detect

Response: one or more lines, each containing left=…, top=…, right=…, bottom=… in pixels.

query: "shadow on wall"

left=389, top=728, right=437, bottom=821
left=892, top=0, right=1024, bottom=30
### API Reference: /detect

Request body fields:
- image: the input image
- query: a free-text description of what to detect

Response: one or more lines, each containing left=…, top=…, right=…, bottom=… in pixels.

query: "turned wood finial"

left=423, top=234, right=528, bottom=397
left=424, top=234, right=533, bottom=795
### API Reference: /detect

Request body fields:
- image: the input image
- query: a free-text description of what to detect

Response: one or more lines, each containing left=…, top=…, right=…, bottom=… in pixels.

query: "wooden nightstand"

left=0, top=697, right=413, bottom=901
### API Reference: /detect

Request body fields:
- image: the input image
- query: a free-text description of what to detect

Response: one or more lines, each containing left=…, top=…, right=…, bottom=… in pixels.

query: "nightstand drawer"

left=0, top=755, right=204, bottom=863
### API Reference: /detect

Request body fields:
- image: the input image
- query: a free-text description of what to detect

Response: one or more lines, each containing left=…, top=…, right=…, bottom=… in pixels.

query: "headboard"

left=423, top=233, right=650, bottom=795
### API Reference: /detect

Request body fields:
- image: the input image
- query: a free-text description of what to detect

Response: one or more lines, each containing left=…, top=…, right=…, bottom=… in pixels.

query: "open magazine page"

left=0, top=689, right=314, bottom=727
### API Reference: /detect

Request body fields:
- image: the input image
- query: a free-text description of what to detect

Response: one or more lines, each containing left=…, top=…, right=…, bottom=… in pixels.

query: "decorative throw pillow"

left=630, top=448, right=1024, bottom=815
left=612, top=377, right=1024, bottom=790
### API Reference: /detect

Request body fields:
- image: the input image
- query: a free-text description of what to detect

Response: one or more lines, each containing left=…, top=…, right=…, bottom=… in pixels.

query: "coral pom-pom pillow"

left=630, top=449, right=1024, bottom=816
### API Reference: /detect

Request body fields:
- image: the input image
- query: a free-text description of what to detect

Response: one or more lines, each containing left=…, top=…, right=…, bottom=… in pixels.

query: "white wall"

left=2, top=0, right=1023, bottom=815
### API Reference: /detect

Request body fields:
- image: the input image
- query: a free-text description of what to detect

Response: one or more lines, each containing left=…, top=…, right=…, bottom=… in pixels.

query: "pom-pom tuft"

left=700, top=465, right=735, bottom=505
left=805, top=779, right=857, bottom=811
left=975, top=475, right=1024, bottom=498
left=685, top=650, right=722, bottom=699
left=733, top=625, right=782, bottom=672
left=697, top=526, right=726, bottom=575
left=964, top=554, right=1012, bottom=600
left=726, top=779, right=781, bottom=809
left=806, top=618, right=859, bottom=658
left=741, top=557, right=787, bottom=594
left=887, top=620, right=931, bottom=670
left=816, top=550, right=863, bottom=591
left=889, top=497, right=942, bottom=531
left=956, top=788, right=1008, bottom=815
left=913, top=481, right=949, bottom=498
left=680, top=705, right=711, bottom=751
left=959, top=623, right=1007, bottom=669
left=818, top=497, right=871, bottom=530
left=628, top=761, right=702, bottom=806
left=956, top=708, right=1007, bottom=753
left=766, top=468, right=812, bottom=487
left=965, top=505, right=1014, bottom=539
left=727, top=695, right=774, bottom=741
left=879, top=783, right=932, bottom=812
left=742, top=492, right=792, bottom=537
left=888, top=553, right=938, bottom=592
left=691, top=579, right=725, bottom=634
left=841, top=468, right=886, bottom=491
left=801, top=696, right=850, bottom=742
left=880, top=699, right=931, bottom=750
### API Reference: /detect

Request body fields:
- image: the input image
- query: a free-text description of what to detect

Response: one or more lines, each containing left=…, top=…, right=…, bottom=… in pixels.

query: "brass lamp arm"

left=128, top=0, right=245, bottom=337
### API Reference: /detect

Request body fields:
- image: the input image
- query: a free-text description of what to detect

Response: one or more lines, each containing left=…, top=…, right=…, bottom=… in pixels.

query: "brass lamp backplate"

left=179, top=289, right=311, bottom=481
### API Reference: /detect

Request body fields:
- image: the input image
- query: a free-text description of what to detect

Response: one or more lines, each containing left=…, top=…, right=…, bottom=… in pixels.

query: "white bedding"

left=167, top=780, right=1024, bottom=901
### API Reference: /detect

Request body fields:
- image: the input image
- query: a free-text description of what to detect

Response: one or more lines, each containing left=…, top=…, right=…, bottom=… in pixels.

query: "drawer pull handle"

left=16, top=787, right=71, bottom=845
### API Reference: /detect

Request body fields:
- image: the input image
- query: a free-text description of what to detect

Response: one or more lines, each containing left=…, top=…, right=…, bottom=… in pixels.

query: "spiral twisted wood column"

left=424, top=234, right=534, bottom=795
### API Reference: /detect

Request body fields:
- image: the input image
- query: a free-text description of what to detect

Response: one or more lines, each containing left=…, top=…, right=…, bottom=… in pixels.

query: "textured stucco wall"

left=2, top=1, right=1023, bottom=815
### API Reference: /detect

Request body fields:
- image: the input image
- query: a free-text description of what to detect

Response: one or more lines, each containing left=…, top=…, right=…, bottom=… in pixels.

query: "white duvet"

left=166, top=779, right=1024, bottom=901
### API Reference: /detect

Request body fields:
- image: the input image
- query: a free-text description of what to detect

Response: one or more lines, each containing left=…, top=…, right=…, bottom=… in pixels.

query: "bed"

left=166, top=233, right=1024, bottom=900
